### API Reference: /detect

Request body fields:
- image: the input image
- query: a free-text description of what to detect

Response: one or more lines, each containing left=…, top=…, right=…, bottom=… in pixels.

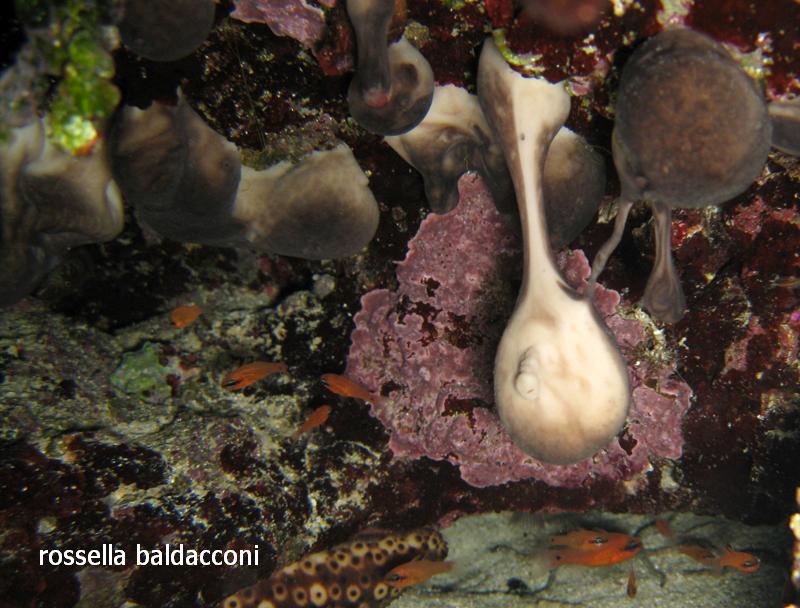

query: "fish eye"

left=590, top=536, right=608, bottom=545
left=385, top=573, right=404, bottom=583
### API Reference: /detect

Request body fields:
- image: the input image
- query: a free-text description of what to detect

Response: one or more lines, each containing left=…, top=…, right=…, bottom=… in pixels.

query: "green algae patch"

left=47, top=28, right=120, bottom=152
left=10, top=0, right=120, bottom=153
left=111, top=342, right=172, bottom=403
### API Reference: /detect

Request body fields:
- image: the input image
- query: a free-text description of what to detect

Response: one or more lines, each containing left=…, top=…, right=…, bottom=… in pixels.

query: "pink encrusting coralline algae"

left=346, top=174, right=693, bottom=488
left=231, top=0, right=328, bottom=48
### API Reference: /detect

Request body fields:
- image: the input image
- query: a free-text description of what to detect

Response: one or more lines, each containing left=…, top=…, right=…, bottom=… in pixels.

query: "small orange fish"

left=222, top=361, right=288, bottom=390
left=655, top=519, right=674, bottom=539
left=170, top=304, right=202, bottom=328
left=549, top=530, right=610, bottom=550
left=321, top=373, right=381, bottom=404
left=627, top=568, right=637, bottom=598
left=718, top=546, right=760, bottom=573
left=293, top=405, right=332, bottom=438
left=384, top=559, right=454, bottom=589
left=548, top=532, right=642, bottom=568
left=677, top=543, right=717, bottom=566
left=678, top=542, right=760, bottom=573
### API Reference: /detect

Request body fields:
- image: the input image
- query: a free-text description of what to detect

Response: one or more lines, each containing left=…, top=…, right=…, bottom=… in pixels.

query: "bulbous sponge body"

left=117, top=0, right=215, bottom=62
left=238, top=145, right=381, bottom=260
left=110, top=98, right=380, bottom=260
left=494, top=297, right=631, bottom=464
left=478, top=40, right=630, bottom=465
left=110, top=99, right=243, bottom=247
left=768, top=99, right=800, bottom=156
left=613, top=28, right=771, bottom=208
left=346, top=0, right=434, bottom=135
left=1, top=121, right=123, bottom=306
left=543, top=128, right=606, bottom=249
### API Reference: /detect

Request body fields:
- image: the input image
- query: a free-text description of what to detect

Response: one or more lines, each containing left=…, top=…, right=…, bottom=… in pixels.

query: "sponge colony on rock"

left=345, top=174, right=693, bottom=486
left=110, top=97, right=380, bottom=260
left=591, top=27, right=771, bottom=323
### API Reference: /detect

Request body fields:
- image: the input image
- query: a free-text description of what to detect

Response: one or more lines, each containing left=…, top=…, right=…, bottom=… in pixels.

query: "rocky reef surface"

left=1, top=0, right=798, bottom=607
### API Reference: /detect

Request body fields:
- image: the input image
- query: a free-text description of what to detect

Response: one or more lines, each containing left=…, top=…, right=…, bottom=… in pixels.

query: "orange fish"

left=170, top=304, right=202, bottom=328
left=718, top=546, right=760, bottom=573
left=549, top=530, right=611, bottom=550
left=222, top=361, right=288, bottom=390
left=626, top=568, right=637, bottom=598
left=293, top=405, right=332, bottom=438
left=655, top=519, right=674, bottom=539
left=678, top=542, right=759, bottom=573
left=321, top=373, right=381, bottom=404
left=677, top=543, right=717, bottom=566
left=548, top=532, right=642, bottom=568
left=384, top=559, right=454, bottom=589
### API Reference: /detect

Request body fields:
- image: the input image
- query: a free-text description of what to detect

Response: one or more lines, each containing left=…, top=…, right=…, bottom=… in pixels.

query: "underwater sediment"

left=0, top=0, right=798, bottom=606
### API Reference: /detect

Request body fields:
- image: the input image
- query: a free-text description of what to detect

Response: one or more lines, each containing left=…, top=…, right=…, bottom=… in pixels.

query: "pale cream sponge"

left=477, top=40, right=630, bottom=465
left=384, top=84, right=605, bottom=248
left=384, top=85, right=514, bottom=214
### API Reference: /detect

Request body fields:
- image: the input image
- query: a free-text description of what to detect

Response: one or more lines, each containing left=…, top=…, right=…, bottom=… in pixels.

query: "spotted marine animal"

left=220, top=528, right=448, bottom=608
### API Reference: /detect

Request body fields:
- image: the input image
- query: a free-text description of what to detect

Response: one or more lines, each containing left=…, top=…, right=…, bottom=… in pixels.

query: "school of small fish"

left=219, top=528, right=448, bottom=608
left=537, top=522, right=760, bottom=599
